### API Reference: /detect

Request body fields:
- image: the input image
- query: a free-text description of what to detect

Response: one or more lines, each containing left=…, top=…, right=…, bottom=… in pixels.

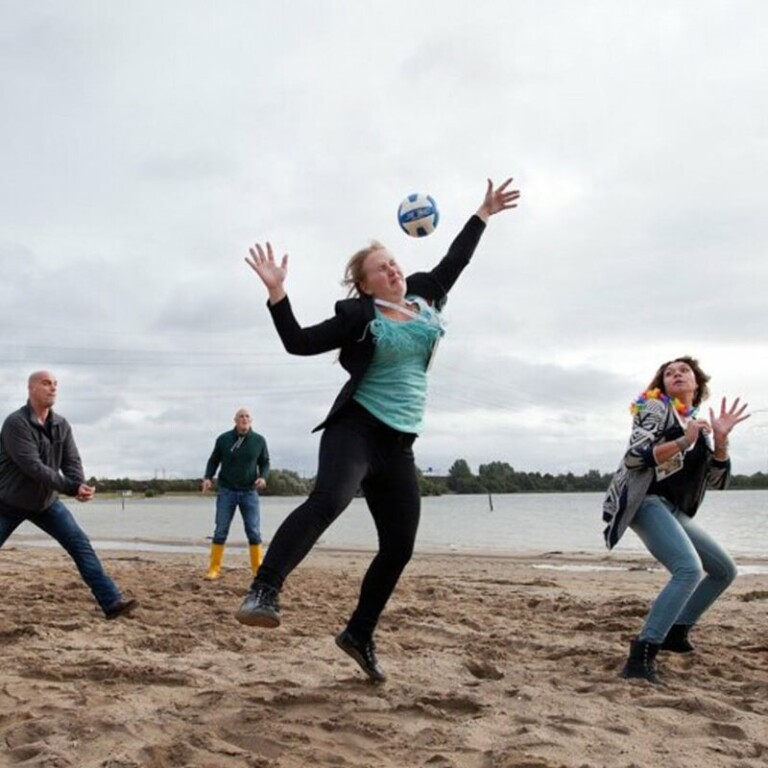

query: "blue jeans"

left=0, top=499, right=123, bottom=612
left=630, top=495, right=737, bottom=644
left=212, top=488, right=261, bottom=545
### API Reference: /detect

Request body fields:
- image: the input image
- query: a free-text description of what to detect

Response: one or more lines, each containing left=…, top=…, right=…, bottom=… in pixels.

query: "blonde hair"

left=341, top=240, right=387, bottom=297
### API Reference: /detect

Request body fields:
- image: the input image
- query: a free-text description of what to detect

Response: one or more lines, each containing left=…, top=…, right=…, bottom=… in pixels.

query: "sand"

left=1, top=545, right=767, bottom=768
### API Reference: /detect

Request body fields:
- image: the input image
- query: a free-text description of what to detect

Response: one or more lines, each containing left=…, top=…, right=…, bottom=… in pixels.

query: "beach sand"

left=1, top=546, right=767, bottom=768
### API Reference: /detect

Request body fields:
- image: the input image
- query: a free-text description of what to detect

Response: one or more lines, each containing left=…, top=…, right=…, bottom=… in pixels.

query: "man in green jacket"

left=201, top=408, right=270, bottom=579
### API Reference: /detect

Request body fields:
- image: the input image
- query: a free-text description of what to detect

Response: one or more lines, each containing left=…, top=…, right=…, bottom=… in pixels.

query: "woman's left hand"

left=709, top=397, right=750, bottom=446
left=476, top=177, right=521, bottom=222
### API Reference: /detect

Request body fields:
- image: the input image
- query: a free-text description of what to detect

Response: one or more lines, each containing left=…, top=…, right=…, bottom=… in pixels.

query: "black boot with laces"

left=621, top=638, right=661, bottom=684
left=335, top=629, right=386, bottom=682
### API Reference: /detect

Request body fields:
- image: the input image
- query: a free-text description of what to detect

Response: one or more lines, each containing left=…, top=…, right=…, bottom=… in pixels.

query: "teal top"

left=353, top=296, right=444, bottom=434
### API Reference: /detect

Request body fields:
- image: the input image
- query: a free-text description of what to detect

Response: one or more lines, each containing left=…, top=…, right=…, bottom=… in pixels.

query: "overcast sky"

left=1, top=1, right=767, bottom=481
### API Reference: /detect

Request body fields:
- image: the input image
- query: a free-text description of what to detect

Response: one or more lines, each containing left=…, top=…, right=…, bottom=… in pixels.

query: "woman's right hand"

left=245, top=242, right=288, bottom=304
left=683, top=418, right=710, bottom=447
left=652, top=417, right=710, bottom=465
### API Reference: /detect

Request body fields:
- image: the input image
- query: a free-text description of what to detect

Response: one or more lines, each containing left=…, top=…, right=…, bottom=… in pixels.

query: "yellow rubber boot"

left=204, top=543, right=225, bottom=580
left=249, top=544, right=264, bottom=576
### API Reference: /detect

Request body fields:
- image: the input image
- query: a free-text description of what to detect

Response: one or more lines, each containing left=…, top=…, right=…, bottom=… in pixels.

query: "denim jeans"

left=0, top=499, right=123, bottom=612
left=213, top=488, right=261, bottom=545
left=630, top=495, right=737, bottom=644
left=256, top=401, right=420, bottom=640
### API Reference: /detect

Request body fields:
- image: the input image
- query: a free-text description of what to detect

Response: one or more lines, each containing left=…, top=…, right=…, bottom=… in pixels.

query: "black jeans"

left=255, top=401, right=420, bottom=639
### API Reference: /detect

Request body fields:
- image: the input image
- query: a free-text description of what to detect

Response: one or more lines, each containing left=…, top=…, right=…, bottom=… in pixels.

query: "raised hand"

left=709, top=397, right=750, bottom=445
left=477, top=177, right=521, bottom=221
left=245, top=242, right=288, bottom=304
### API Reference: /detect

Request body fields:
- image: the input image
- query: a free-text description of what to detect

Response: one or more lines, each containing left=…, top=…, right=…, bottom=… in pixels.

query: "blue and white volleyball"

left=397, top=193, right=439, bottom=237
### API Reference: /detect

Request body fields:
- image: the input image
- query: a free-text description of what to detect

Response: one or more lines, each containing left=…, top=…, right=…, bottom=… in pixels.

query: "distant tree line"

left=89, top=469, right=312, bottom=498
left=426, top=460, right=768, bottom=494
left=89, top=461, right=768, bottom=498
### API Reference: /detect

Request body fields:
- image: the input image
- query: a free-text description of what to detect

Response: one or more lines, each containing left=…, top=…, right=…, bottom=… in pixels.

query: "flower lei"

left=630, top=388, right=697, bottom=418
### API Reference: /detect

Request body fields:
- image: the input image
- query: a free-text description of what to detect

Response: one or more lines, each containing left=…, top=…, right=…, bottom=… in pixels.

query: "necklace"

left=375, top=298, right=419, bottom=321
left=630, top=388, right=697, bottom=418
left=374, top=297, right=444, bottom=330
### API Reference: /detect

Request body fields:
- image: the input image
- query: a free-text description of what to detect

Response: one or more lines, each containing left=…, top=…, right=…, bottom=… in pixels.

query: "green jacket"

left=204, top=428, right=270, bottom=491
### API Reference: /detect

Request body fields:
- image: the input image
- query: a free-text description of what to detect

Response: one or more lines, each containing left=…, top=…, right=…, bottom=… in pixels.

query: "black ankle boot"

left=661, top=624, right=694, bottom=653
left=621, top=639, right=661, bottom=683
left=335, top=629, right=386, bottom=682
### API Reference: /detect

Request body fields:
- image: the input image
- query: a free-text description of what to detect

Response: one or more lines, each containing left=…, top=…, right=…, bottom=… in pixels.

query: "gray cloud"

left=1, top=1, right=766, bottom=480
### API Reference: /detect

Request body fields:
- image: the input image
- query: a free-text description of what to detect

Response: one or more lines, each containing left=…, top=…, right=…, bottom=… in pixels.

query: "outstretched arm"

left=475, top=177, right=521, bottom=223
left=408, top=176, right=522, bottom=304
left=245, top=242, right=288, bottom=305
left=244, top=239, right=367, bottom=356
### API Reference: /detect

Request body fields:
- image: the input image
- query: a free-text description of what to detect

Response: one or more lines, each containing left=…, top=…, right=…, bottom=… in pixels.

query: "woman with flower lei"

left=602, top=356, right=749, bottom=683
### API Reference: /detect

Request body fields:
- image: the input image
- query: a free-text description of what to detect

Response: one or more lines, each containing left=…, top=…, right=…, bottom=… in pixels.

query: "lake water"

left=10, top=490, right=768, bottom=562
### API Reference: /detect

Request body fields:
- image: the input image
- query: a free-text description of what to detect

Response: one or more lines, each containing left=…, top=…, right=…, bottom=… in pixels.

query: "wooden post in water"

left=488, top=492, right=494, bottom=511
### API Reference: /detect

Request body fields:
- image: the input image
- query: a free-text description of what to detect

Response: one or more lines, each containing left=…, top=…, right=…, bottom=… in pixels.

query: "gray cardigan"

left=0, top=404, right=85, bottom=513
left=602, top=397, right=730, bottom=549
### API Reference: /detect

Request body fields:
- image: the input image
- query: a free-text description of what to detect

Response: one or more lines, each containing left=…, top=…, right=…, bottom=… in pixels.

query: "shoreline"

left=11, top=536, right=768, bottom=571
left=3, top=547, right=768, bottom=767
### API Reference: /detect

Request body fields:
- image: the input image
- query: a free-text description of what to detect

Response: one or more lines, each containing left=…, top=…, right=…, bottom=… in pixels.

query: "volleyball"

left=397, top=193, right=439, bottom=237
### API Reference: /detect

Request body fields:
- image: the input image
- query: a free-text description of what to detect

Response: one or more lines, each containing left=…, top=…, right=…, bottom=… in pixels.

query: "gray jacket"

left=602, top=397, right=730, bottom=549
left=0, top=403, right=85, bottom=513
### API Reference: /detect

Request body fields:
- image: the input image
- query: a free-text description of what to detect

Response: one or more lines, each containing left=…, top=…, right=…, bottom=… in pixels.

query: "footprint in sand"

left=707, top=722, right=748, bottom=740
left=464, top=659, right=504, bottom=680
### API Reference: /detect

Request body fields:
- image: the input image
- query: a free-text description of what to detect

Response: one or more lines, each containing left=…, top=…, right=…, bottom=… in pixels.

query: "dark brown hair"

left=647, top=355, right=711, bottom=407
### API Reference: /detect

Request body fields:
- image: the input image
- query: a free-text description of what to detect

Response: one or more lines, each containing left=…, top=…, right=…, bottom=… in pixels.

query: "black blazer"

left=267, top=215, right=487, bottom=432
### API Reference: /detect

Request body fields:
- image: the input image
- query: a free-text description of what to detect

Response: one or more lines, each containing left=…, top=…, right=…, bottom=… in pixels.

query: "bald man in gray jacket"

left=0, top=370, right=137, bottom=620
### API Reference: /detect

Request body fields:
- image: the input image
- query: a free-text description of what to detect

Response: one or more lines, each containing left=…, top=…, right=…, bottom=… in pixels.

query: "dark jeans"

left=213, top=487, right=261, bottom=545
left=0, top=499, right=123, bottom=612
left=255, top=401, right=420, bottom=640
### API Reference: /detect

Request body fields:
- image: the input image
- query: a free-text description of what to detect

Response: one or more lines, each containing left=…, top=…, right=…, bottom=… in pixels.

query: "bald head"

left=234, top=408, right=252, bottom=434
left=27, top=370, right=58, bottom=415
left=28, top=370, right=54, bottom=387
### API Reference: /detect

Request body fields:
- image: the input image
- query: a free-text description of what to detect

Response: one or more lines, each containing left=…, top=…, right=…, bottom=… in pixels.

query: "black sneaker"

left=235, top=583, right=281, bottom=628
left=335, top=629, right=386, bottom=682
left=104, top=597, right=139, bottom=620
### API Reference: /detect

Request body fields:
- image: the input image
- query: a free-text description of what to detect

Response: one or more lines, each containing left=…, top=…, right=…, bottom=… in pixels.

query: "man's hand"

left=76, top=484, right=95, bottom=502
left=254, top=478, right=267, bottom=491
left=201, top=479, right=213, bottom=493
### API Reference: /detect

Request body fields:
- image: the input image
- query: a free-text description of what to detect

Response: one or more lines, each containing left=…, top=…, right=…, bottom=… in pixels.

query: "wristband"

left=675, top=436, right=690, bottom=453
